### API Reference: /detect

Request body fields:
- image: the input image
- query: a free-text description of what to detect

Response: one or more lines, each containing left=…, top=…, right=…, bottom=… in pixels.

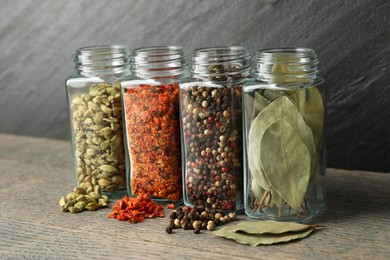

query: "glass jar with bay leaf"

left=180, top=46, right=251, bottom=213
left=122, top=46, right=187, bottom=203
left=66, top=45, right=130, bottom=198
left=243, top=48, right=326, bottom=222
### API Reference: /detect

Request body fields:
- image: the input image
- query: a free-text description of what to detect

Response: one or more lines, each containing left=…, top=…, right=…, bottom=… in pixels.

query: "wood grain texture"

left=0, top=0, right=389, bottom=172
left=0, top=134, right=389, bottom=259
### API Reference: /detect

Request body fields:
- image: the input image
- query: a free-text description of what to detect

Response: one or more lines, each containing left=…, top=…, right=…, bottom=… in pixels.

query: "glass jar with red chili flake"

left=121, top=46, right=188, bottom=202
left=66, top=45, right=130, bottom=197
left=180, top=47, right=251, bottom=213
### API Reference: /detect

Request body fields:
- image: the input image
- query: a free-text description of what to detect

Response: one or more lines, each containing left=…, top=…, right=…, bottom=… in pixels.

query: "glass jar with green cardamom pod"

left=65, top=45, right=130, bottom=198
left=243, top=48, right=326, bottom=222
left=180, top=46, right=251, bottom=213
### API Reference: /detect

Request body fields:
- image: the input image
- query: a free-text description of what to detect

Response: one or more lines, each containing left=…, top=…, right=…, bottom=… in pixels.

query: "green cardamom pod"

left=85, top=202, right=100, bottom=211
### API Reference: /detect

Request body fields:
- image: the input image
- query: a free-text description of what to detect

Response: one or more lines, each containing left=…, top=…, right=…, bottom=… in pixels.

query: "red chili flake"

left=123, top=83, right=182, bottom=201
left=166, top=203, right=175, bottom=209
left=108, top=194, right=164, bottom=223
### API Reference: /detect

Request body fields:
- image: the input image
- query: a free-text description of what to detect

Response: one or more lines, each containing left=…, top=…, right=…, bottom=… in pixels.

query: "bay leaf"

left=260, top=120, right=311, bottom=211
left=251, top=173, right=266, bottom=201
left=251, top=91, right=271, bottom=120
left=230, top=220, right=316, bottom=235
left=263, top=89, right=285, bottom=102
left=247, top=96, right=315, bottom=206
left=295, top=86, right=324, bottom=147
left=249, top=96, right=315, bottom=157
left=286, top=87, right=324, bottom=185
left=270, top=187, right=284, bottom=210
left=212, top=225, right=314, bottom=247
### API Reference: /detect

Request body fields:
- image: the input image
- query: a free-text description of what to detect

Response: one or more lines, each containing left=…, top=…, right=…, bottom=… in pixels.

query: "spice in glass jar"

left=122, top=46, right=188, bottom=202
left=180, top=47, right=251, bottom=212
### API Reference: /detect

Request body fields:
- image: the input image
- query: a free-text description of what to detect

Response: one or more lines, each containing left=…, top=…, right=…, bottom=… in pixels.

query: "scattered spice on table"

left=108, top=194, right=164, bottom=223
left=165, top=205, right=237, bottom=234
left=123, top=83, right=182, bottom=201
left=166, top=203, right=176, bottom=209
left=59, top=182, right=109, bottom=213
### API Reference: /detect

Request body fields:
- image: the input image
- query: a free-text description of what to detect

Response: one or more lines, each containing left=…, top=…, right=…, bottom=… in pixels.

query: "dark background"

left=0, top=0, right=389, bottom=172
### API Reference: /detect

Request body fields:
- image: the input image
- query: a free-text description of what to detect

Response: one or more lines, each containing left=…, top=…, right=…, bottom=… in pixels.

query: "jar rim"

left=75, top=45, right=129, bottom=56
left=192, top=46, right=250, bottom=61
left=257, top=47, right=315, bottom=55
left=254, top=47, right=318, bottom=64
left=73, top=45, right=130, bottom=77
left=131, top=45, right=188, bottom=79
left=252, top=47, right=320, bottom=85
left=133, top=46, right=184, bottom=55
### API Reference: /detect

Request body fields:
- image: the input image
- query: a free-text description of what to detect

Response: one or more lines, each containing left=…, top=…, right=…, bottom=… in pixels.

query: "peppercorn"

left=214, top=213, right=223, bottom=220
left=180, top=77, right=244, bottom=213
left=177, top=212, right=184, bottom=220
left=207, top=220, right=215, bottom=231
left=174, top=218, right=180, bottom=228
left=169, top=212, right=177, bottom=219
left=201, top=221, right=208, bottom=230
left=165, top=226, right=173, bottom=234
left=165, top=205, right=237, bottom=235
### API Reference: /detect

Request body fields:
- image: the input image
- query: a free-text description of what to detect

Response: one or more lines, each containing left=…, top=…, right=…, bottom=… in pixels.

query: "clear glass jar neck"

left=74, top=45, right=130, bottom=78
left=190, top=46, right=251, bottom=83
left=131, top=46, right=188, bottom=80
left=253, top=48, right=319, bottom=85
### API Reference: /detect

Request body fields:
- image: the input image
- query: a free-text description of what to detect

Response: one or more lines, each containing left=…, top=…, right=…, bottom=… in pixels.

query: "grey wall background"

left=0, top=0, right=389, bottom=172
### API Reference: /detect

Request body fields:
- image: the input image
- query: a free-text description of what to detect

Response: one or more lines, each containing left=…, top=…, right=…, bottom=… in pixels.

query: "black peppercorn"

left=165, top=226, right=173, bottom=234
left=169, top=212, right=177, bottom=219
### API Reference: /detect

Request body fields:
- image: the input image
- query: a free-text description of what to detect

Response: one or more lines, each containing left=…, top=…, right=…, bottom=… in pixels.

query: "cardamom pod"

left=99, top=165, right=117, bottom=173
left=68, top=206, right=82, bottom=214
left=74, top=201, right=87, bottom=210
left=59, top=197, right=66, bottom=207
left=98, top=198, right=107, bottom=207
left=66, top=192, right=79, bottom=201
left=76, top=195, right=87, bottom=203
left=85, top=202, right=100, bottom=211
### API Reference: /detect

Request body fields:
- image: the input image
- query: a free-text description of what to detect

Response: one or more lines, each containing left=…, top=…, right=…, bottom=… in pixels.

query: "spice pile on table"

left=165, top=205, right=237, bottom=234
left=108, top=194, right=164, bottom=223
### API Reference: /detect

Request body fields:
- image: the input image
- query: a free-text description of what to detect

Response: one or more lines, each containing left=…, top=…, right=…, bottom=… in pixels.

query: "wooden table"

left=0, top=134, right=389, bottom=259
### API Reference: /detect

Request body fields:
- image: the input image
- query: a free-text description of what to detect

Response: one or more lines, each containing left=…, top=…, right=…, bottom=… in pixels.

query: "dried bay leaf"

left=249, top=96, right=315, bottom=159
left=263, top=89, right=285, bottom=102
left=293, top=87, right=324, bottom=147
left=231, top=220, right=316, bottom=235
left=285, top=87, right=324, bottom=185
left=248, top=96, right=315, bottom=210
left=212, top=222, right=316, bottom=247
left=260, top=120, right=311, bottom=212
left=251, top=91, right=271, bottom=121
left=251, top=173, right=265, bottom=199
left=213, top=228, right=313, bottom=246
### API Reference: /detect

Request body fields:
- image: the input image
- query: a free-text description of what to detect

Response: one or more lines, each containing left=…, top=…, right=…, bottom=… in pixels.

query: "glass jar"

left=180, top=46, right=251, bottom=212
left=243, top=48, right=326, bottom=222
left=66, top=45, right=130, bottom=197
left=121, top=46, right=187, bottom=202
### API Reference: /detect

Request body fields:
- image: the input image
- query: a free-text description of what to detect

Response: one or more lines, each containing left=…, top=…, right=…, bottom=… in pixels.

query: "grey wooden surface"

left=0, top=134, right=389, bottom=259
left=0, top=0, right=389, bottom=172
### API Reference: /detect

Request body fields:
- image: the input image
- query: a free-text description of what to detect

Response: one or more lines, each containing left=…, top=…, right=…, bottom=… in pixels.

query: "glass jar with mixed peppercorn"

left=180, top=46, right=251, bottom=213
left=65, top=45, right=130, bottom=197
left=243, top=48, right=326, bottom=222
left=121, top=46, right=188, bottom=203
